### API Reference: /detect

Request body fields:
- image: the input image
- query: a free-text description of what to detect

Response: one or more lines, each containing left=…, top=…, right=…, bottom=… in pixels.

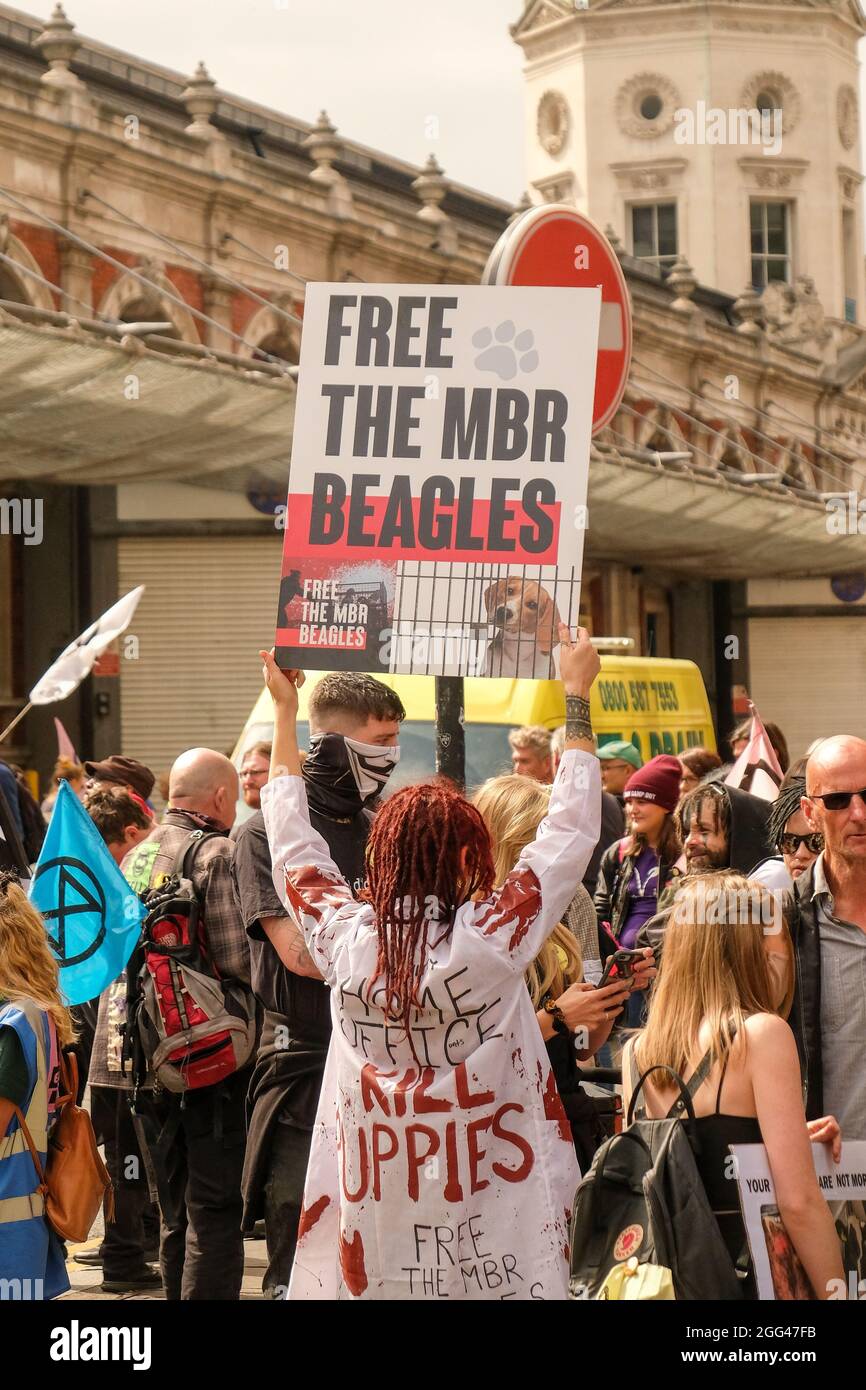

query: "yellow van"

left=235, top=656, right=716, bottom=792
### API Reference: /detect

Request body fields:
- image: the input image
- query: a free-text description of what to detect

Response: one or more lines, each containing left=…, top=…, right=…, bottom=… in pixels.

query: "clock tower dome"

left=512, top=0, right=866, bottom=322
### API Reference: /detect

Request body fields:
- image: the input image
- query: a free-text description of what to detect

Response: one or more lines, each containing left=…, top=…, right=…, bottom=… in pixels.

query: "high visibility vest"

left=0, top=998, right=58, bottom=1228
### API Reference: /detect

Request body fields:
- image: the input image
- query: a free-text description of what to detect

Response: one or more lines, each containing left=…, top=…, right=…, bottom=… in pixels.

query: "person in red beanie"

left=593, top=754, right=683, bottom=1026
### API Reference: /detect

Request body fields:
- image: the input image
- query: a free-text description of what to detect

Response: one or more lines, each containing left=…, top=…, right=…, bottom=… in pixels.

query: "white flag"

left=29, top=586, right=144, bottom=705
left=724, top=703, right=783, bottom=802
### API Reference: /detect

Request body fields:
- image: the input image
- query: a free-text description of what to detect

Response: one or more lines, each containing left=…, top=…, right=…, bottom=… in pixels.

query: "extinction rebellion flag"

left=29, top=780, right=146, bottom=1007
left=275, top=284, right=600, bottom=680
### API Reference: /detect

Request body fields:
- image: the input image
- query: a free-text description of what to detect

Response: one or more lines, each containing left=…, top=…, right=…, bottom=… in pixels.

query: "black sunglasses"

left=810, top=789, right=866, bottom=812
left=779, top=832, right=823, bottom=855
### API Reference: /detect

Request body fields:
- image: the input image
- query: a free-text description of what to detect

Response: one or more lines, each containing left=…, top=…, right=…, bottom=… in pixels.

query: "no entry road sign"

left=483, top=204, right=632, bottom=434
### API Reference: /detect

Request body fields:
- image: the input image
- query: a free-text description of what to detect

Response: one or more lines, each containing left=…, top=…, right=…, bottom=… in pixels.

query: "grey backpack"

left=569, top=1049, right=744, bottom=1300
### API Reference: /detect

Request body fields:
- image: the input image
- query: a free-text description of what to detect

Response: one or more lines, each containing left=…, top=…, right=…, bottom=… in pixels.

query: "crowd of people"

left=0, top=635, right=864, bottom=1301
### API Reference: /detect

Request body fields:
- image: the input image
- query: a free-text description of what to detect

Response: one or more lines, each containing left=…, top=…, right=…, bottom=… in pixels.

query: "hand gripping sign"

left=275, top=284, right=600, bottom=680
left=483, top=204, right=633, bottom=435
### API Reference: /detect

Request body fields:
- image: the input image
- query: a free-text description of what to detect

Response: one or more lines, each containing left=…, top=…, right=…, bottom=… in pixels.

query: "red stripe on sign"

left=283, top=492, right=560, bottom=564
left=277, top=626, right=368, bottom=650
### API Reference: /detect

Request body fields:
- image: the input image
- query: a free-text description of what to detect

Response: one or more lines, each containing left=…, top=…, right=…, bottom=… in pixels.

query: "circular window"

left=740, top=73, right=799, bottom=137
left=616, top=73, right=682, bottom=138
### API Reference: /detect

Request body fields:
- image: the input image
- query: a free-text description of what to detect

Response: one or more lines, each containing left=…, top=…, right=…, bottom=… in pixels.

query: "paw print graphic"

left=472, top=321, right=539, bottom=381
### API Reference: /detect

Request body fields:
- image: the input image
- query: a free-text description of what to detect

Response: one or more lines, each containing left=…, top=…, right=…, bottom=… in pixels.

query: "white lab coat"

left=261, top=749, right=600, bottom=1300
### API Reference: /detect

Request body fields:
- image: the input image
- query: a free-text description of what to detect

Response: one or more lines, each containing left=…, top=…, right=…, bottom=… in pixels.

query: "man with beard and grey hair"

left=635, top=780, right=775, bottom=954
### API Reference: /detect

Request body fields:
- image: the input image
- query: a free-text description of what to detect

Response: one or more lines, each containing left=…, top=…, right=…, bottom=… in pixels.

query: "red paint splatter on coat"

left=542, top=1069, right=572, bottom=1144
left=339, top=1228, right=368, bottom=1297
left=284, top=865, right=350, bottom=922
left=474, top=867, right=541, bottom=951
left=297, top=1194, right=330, bottom=1241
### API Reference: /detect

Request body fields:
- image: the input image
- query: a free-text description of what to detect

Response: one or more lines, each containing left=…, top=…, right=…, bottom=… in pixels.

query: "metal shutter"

left=117, top=535, right=283, bottom=779
left=748, top=615, right=866, bottom=761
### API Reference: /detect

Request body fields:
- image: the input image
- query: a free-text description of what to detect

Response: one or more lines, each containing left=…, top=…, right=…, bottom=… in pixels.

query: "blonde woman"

left=0, top=873, right=74, bottom=1299
left=473, top=774, right=652, bottom=1168
left=622, top=874, right=844, bottom=1300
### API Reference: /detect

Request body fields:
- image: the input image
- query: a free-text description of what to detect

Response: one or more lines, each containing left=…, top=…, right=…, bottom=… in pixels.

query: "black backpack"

left=124, top=830, right=256, bottom=1094
left=569, top=1047, right=744, bottom=1300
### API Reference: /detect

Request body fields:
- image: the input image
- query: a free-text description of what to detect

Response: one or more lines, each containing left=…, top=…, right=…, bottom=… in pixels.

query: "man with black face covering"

left=231, top=671, right=404, bottom=1297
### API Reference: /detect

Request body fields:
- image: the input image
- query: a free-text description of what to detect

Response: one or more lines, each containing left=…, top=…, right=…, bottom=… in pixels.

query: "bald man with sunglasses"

left=786, top=736, right=866, bottom=1141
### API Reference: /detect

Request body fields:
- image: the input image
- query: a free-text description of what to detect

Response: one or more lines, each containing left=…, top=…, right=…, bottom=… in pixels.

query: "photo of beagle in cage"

left=482, top=576, right=563, bottom=678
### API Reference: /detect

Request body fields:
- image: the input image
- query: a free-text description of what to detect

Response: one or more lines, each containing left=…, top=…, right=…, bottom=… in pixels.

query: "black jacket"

left=787, top=862, right=823, bottom=1121
left=723, top=786, right=775, bottom=876
left=582, top=792, right=625, bottom=896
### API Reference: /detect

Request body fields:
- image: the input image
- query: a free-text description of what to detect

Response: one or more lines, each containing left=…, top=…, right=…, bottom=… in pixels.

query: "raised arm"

left=258, top=649, right=361, bottom=982
left=466, top=628, right=602, bottom=972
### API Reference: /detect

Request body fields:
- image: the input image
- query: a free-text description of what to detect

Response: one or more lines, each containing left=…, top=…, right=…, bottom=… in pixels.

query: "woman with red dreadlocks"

left=258, top=624, right=602, bottom=1301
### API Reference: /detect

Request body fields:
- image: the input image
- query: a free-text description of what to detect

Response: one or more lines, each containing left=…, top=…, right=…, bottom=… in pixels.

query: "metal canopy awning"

left=1, top=312, right=863, bottom=581
left=0, top=313, right=295, bottom=490
left=587, top=450, right=866, bottom=579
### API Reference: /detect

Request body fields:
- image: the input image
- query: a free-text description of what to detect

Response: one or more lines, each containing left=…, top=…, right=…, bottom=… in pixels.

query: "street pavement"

left=59, top=1224, right=268, bottom=1301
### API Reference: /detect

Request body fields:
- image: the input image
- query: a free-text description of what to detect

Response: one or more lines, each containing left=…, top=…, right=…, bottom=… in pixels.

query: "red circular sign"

left=483, top=204, right=632, bottom=434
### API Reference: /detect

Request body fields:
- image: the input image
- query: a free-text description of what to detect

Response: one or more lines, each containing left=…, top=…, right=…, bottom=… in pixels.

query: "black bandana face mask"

left=302, top=732, right=400, bottom=818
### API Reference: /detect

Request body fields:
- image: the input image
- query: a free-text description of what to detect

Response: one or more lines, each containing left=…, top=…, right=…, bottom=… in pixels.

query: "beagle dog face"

left=483, top=577, right=562, bottom=654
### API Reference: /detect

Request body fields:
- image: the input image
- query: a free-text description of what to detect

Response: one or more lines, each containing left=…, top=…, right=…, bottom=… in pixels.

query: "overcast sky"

left=18, top=1, right=866, bottom=206
left=21, top=0, right=527, bottom=201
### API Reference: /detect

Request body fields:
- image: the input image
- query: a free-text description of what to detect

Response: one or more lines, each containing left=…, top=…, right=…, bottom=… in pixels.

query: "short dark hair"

left=679, top=747, right=722, bottom=780
left=308, top=672, right=405, bottom=728
left=85, top=787, right=151, bottom=845
left=676, top=783, right=731, bottom=843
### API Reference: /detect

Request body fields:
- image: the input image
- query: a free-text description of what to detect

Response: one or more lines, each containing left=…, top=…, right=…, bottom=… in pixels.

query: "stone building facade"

left=1, top=1, right=865, bottom=786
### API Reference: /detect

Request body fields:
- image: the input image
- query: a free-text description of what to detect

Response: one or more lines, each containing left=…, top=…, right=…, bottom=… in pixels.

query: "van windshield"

left=236, top=720, right=521, bottom=803
left=297, top=720, right=515, bottom=794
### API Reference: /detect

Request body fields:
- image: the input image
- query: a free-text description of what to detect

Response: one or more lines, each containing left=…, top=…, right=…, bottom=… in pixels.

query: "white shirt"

left=261, top=749, right=601, bottom=1301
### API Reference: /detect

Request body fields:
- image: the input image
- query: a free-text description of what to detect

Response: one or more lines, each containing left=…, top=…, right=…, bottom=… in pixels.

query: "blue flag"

left=29, top=780, right=146, bottom=1006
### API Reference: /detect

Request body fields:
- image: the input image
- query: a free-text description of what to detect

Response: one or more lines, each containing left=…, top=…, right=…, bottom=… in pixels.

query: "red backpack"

left=126, top=830, right=256, bottom=1093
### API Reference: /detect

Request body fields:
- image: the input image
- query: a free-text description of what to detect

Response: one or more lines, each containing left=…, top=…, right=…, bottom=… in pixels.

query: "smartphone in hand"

left=596, top=949, right=644, bottom=989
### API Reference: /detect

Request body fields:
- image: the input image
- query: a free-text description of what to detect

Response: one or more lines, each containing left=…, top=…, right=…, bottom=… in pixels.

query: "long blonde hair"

left=636, top=873, right=779, bottom=1079
left=472, top=774, right=581, bottom=1005
left=0, top=878, right=75, bottom=1046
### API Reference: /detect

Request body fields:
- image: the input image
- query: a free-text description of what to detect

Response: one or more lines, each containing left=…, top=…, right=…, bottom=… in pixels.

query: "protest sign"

left=731, top=1141, right=866, bottom=1300
left=275, top=284, right=600, bottom=678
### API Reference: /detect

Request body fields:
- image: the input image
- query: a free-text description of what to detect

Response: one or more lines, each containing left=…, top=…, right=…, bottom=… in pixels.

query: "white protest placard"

left=731, top=1141, right=866, bottom=1300
left=275, top=284, right=600, bottom=678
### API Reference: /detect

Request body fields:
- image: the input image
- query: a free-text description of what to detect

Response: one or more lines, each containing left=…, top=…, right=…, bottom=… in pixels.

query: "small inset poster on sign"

left=731, top=1141, right=866, bottom=1300
left=275, top=284, right=600, bottom=678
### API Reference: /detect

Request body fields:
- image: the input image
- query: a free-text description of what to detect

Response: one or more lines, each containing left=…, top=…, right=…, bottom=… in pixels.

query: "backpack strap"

left=664, top=1050, right=715, bottom=1120
left=173, top=828, right=221, bottom=881
left=624, top=1040, right=646, bottom=1119
left=666, top=1026, right=740, bottom=1120
left=627, top=1064, right=699, bottom=1130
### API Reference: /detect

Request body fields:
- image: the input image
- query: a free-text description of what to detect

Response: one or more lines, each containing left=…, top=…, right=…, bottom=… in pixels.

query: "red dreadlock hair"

left=362, top=780, right=495, bottom=1045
